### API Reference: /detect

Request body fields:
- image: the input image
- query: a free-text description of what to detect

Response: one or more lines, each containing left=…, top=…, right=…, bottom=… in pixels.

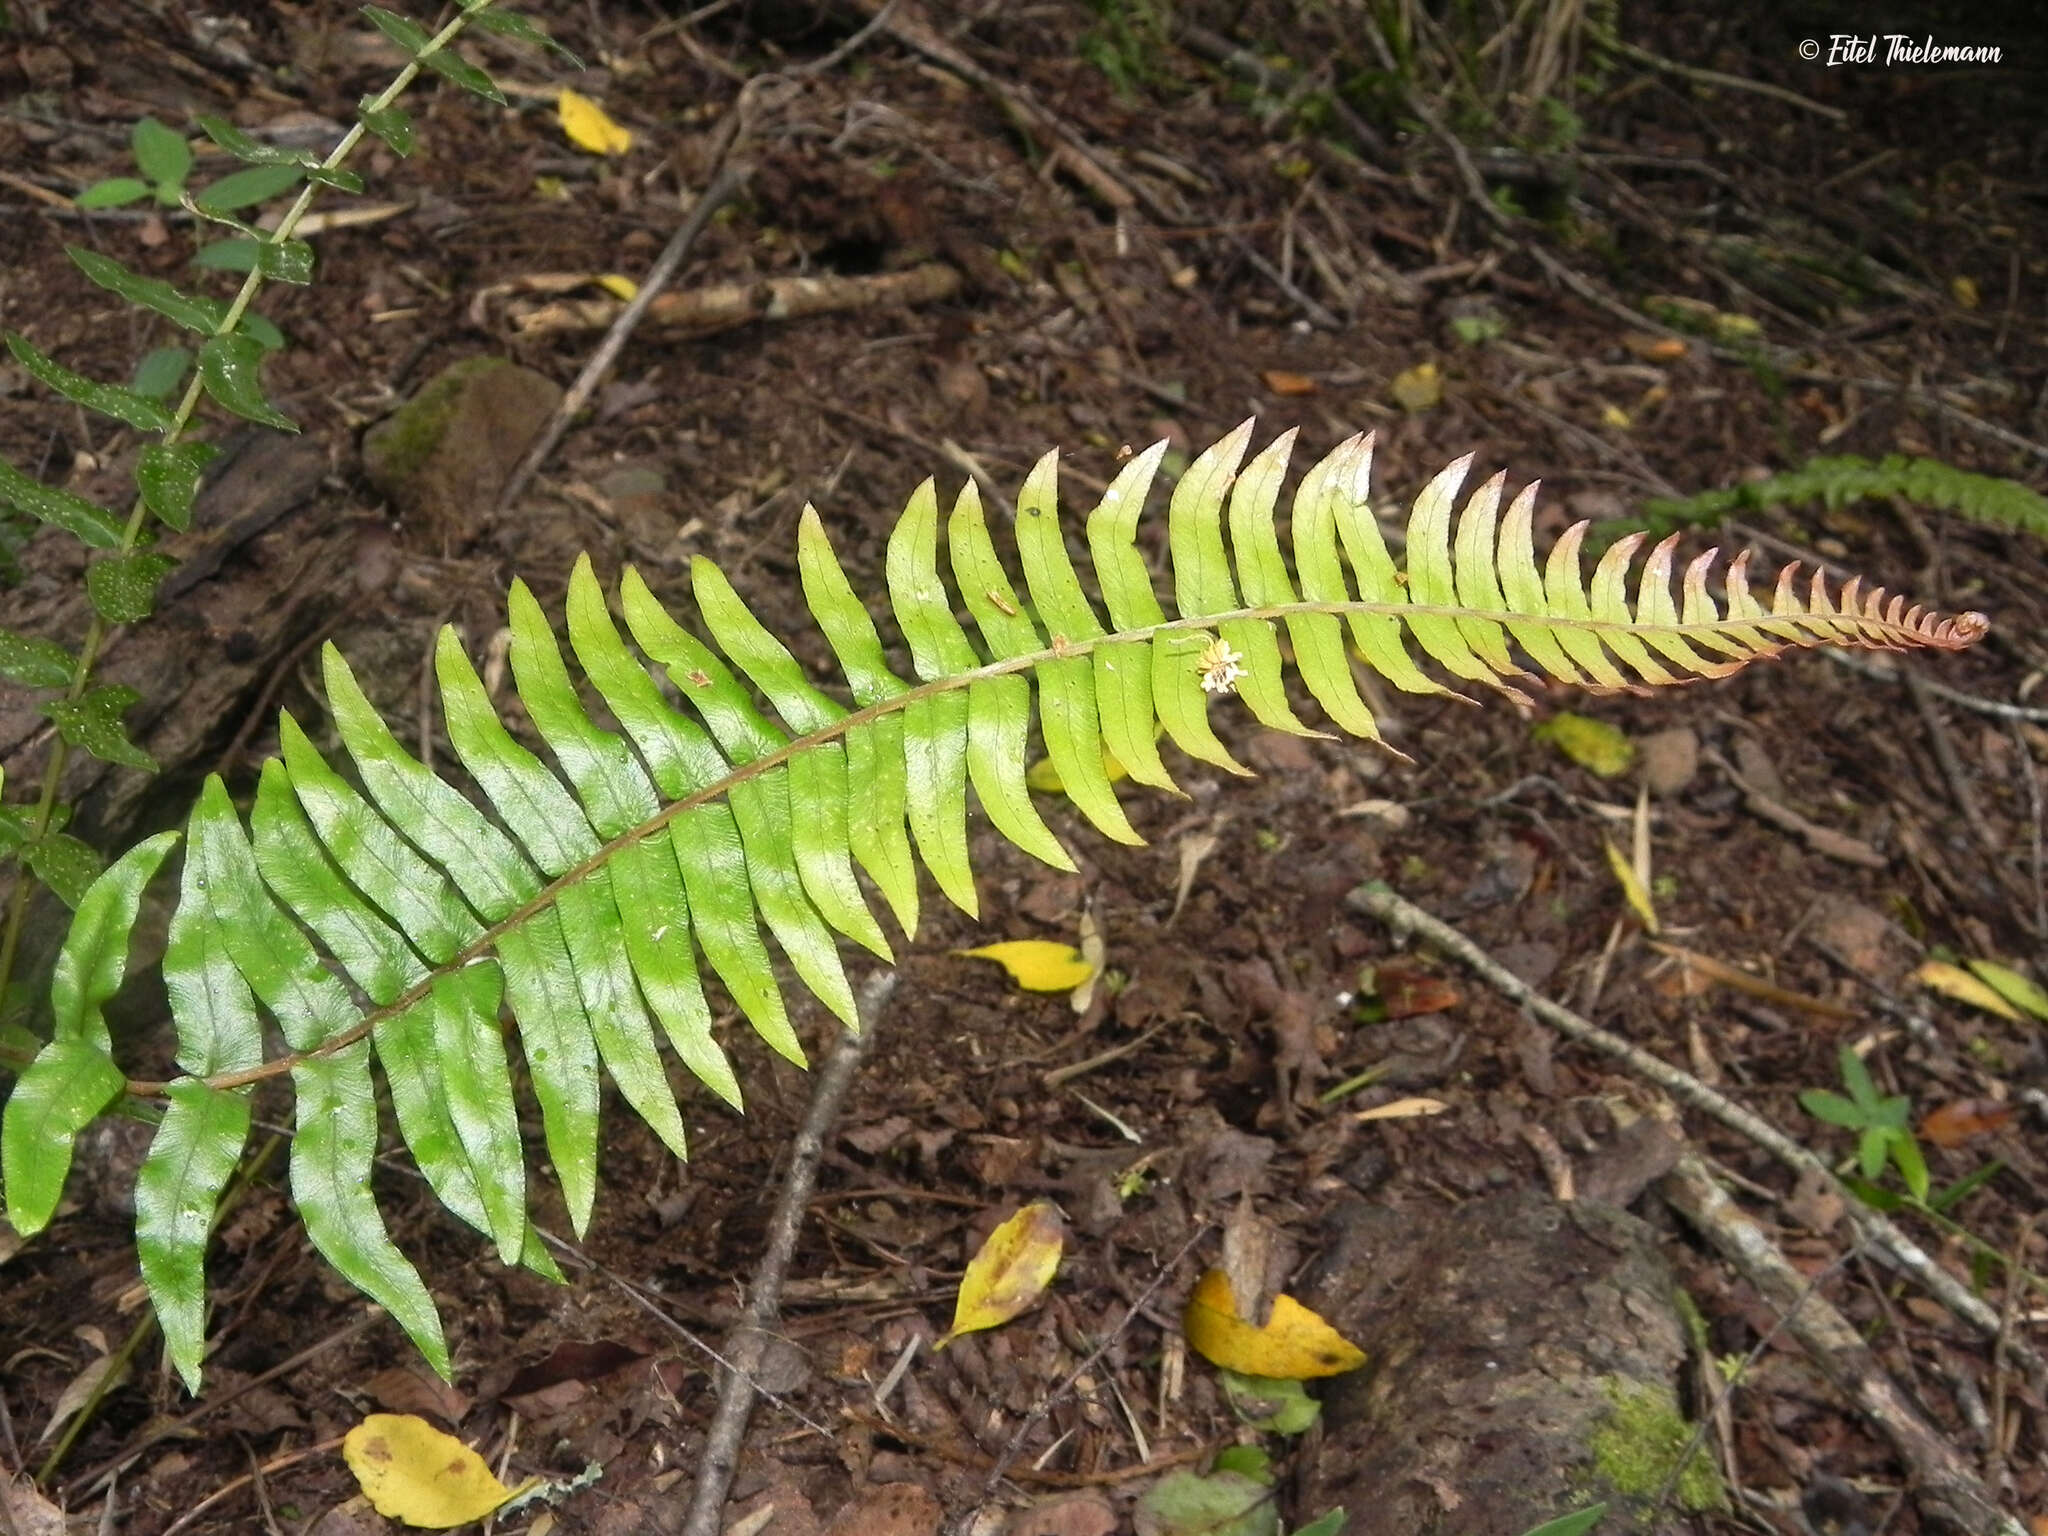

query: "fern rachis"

left=0, top=422, right=1987, bottom=1391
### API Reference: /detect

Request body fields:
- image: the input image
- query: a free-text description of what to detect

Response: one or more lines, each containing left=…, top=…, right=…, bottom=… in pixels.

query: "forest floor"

left=2, top=2, right=2047, bottom=1534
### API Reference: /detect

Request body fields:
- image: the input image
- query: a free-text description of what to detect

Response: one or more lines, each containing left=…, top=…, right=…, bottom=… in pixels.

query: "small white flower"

left=1197, top=637, right=1247, bottom=695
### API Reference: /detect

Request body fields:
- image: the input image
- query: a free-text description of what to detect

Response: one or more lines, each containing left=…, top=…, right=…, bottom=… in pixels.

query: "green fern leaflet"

left=0, top=424, right=1988, bottom=1390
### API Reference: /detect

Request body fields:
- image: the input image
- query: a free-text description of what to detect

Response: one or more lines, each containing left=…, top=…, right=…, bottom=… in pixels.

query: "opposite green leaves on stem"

left=87, top=553, right=177, bottom=625
left=137, top=442, right=220, bottom=533
left=5, top=334, right=174, bottom=433
left=197, top=334, right=297, bottom=431
left=360, top=5, right=506, bottom=103
left=0, top=630, right=77, bottom=689
left=41, top=685, right=157, bottom=772
left=0, top=455, right=124, bottom=550
left=21, top=834, right=104, bottom=910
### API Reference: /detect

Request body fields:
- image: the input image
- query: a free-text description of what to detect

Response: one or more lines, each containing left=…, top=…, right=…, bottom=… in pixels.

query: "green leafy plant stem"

left=0, top=1, right=500, bottom=1025
left=111, top=587, right=1968, bottom=1104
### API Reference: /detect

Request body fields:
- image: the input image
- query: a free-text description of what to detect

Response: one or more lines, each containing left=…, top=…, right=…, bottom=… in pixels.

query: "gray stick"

left=1347, top=880, right=2048, bottom=1388
left=497, top=161, right=752, bottom=514
left=675, top=972, right=896, bottom=1536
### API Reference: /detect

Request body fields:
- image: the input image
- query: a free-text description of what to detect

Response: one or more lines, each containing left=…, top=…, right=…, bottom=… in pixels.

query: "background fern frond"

left=1, top=427, right=1988, bottom=1390
left=1637, top=452, right=2048, bottom=544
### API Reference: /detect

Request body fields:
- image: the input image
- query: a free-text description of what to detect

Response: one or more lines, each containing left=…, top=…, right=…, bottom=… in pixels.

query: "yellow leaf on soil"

left=1389, top=362, right=1441, bottom=413
left=1532, top=712, right=1634, bottom=778
left=557, top=88, right=632, bottom=156
left=957, top=940, right=1096, bottom=992
left=597, top=273, right=638, bottom=301
left=342, top=1413, right=534, bottom=1528
left=1914, top=960, right=2022, bottom=1021
left=1602, top=838, right=1659, bottom=934
left=938, top=1201, right=1065, bottom=1349
left=1181, top=1268, right=1365, bottom=1379
left=1027, top=747, right=1130, bottom=794
left=1965, top=958, right=2048, bottom=1021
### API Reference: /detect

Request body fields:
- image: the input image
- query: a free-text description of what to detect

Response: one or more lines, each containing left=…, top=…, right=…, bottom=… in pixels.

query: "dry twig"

left=497, top=161, right=751, bottom=513
left=1662, top=1156, right=2024, bottom=1536
left=1346, top=880, right=2048, bottom=1387
left=676, top=973, right=897, bottom=1536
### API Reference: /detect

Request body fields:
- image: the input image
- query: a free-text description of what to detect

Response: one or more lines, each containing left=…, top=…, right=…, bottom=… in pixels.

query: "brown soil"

left=3, top=2, right=2046, bottom=1534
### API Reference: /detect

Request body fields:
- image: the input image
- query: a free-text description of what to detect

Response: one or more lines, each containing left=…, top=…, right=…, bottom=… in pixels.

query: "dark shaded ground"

left=2, top=2, right=2046, bottom=1533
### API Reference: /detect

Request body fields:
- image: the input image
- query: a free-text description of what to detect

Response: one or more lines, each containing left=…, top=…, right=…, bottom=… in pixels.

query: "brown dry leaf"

left=1181, top=1268, right=1366, bottom=1379
left=1371, top=961, right=1462, bottom=1019
left=1261, top=369, right=1317, bottom=397
left=1070, top=908, right=1106, bottom=1014
left=363, top=1366, right=470, bottom=1425
left=937, top=1201, right=1065, bottom=1349
left=1011, top=1492, right=1117, bottom=1536
left=1, top=1477, right=64, bottom=1536
left=1167, top=819, right=1225, bottom=926
left=1646, top=941, right=1855, bottom=1019
left=1918, top=1098, right=2016, bottom=1149
left=1621, top=332, right=1689, bottom=363
left=37, top=1346, right=126, bottom=1446
left=824, top=1483, right=941, bottom=1536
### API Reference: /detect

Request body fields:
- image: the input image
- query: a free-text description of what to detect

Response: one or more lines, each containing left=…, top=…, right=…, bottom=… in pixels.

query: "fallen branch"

left=503, top=260, right=963, bottom=340
left=1662, top=1156, right=2024, bottom=1536
left=676, top=972, right=897, bottom=1536
left=498, top=159, right=751, bottom=511
left=1345, top=880, right=2048, bottom=1387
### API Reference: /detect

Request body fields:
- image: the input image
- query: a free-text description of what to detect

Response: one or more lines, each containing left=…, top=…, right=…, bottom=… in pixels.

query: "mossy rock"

left=362, top=357, right=561, bottom=551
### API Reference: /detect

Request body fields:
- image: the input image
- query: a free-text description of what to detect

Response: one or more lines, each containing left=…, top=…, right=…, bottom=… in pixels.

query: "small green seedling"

left=1515, top=1504, right=1608, bottom=1536
left=1799, top=1045, right=1929, bottom=1202
left=75, top=117, right=193, bottom=210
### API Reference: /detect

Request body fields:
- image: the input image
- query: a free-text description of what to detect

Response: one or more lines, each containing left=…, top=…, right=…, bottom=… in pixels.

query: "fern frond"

left=0, top=426, right=1987, bottom=1389
left=1640, top=452, right=2048, bottom=544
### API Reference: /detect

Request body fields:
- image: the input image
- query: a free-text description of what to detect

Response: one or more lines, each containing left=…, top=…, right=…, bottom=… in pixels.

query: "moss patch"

left=362, top=355, right=506, bottom=487
left=1587, top=1377, right=1726, bottom=1513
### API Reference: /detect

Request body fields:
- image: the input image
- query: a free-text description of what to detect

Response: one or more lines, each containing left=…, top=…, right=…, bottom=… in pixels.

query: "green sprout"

left=1799, top=1045, right=1928, bottom=1202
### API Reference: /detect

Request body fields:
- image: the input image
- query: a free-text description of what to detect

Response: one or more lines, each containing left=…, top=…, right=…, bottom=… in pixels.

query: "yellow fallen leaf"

left=1600, top=403, right=1632, bottom=430
left=597, top=273, right=638, bottom=301
left=957, top=939, right=1096, bottom=992
left=1026, top=746, right=1130, bottom=794
left=1181, top=1268, right=1365, bottom=1379
left=1709, top=311, right=1761, bottom=342
left=1951, top=275, right=1980, bottom=310
left=557, top=88, right=632, bottom=156
left=1532, top=712, right=1633, bottom=778
left=1389, top=362, right=1441, bottom=413
left=1914, top=960, right=2022, bottom=1021
left=1965, top=959, right=2048, bottom=1021
left=343, top=1413, right=535, bottom=1528
left=1602, top=837, right=1659, bottom=934
left=937, top=1201, right=1064, bottom=1349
